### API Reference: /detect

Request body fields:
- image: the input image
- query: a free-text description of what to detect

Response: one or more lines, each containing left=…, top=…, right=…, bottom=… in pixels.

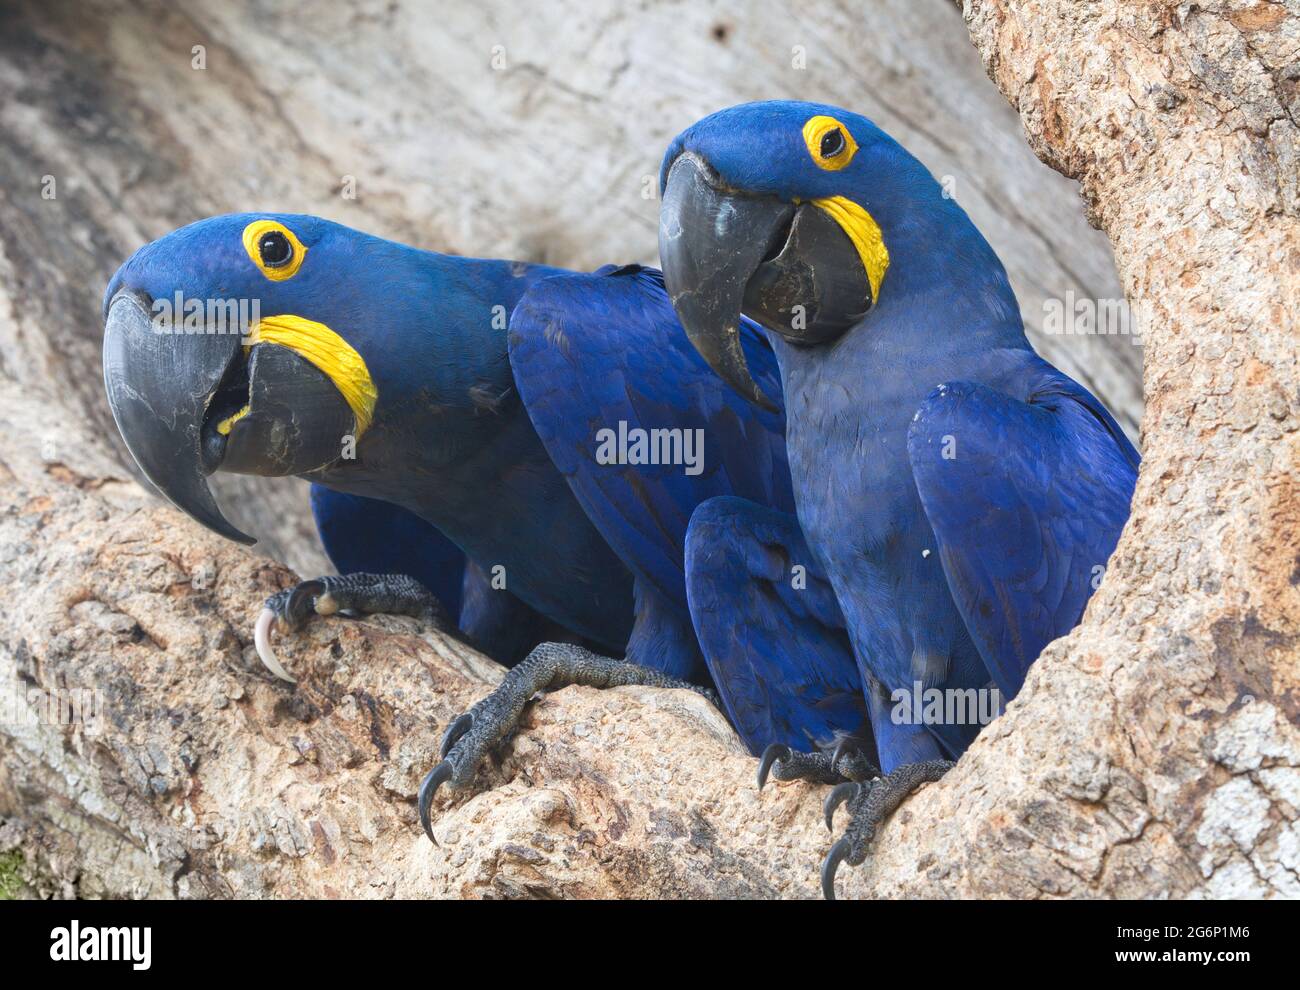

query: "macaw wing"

left=310, top=484, right=466, bottom=619
left=508, top=265, right=793, bottom=612
left=906, top=365, right=1139, bottom=698
left=686, top=497, right=870, bottom=755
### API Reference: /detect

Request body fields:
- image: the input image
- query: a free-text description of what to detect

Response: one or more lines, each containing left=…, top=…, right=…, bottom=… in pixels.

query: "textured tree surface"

left=933, top=0, right=1300, bottom=897
left=0, top=388, right=886, bottom=898
left=0, top=0, right=1293, bottom=898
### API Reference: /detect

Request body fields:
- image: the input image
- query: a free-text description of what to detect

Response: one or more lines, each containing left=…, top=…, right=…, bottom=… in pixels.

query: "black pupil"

left=259, top=231, right=292, bottom=267
left=820, top=129, right=846, bottom=158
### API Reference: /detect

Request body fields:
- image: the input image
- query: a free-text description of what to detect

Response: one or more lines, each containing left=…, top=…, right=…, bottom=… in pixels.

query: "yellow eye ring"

left=241, top=219, right=307, bottom=281
left=802, top=115, right=858, bottom=171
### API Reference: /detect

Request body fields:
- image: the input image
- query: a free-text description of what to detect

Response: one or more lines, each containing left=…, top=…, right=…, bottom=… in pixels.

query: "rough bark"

left=1, top=0, right=1293, bottom=899
left=0, top=383, right=886, bottom=899
left=909, top=0, right=1300, bottom=897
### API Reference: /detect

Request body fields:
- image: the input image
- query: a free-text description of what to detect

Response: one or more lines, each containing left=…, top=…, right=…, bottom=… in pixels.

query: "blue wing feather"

left=685, top=497, right=870, bottom=754
left=906, top=364, right=1138, bottom=697
left=508, top=266, right=795, bottom=612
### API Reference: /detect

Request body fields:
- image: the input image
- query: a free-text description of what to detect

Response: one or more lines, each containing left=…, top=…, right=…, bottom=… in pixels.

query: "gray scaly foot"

left=254, top=572, right=450, bottom=682
left=417, top=642, right=716, bottom=841
left=756, top=735, right=880, bottom=790
left=821, top=758, right=954, bottom=900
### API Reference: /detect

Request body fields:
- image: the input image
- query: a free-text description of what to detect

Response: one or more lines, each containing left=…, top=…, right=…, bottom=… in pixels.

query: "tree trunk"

left=1, top=0, right=1291, bottom=898
left=918, top=0, right=1299, bottom=897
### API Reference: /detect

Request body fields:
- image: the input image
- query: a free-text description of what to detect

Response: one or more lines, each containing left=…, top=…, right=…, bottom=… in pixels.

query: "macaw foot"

left=820, top=758, right=954, bottom=900
left=756, top=737, right=879, bottom=790
left=254, top=572, right=450, bottom=682
left=417, top=642, right=716, bottom=841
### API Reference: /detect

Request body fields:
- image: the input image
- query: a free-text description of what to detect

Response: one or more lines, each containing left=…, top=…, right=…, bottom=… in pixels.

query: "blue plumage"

left=659, top=101, right=1139, bottom=773
left=507, top=265, right=792, bottom=612
left=685, top=496, right=868, bottom=753
left=908, top=362, right=1139, bottom=698
left=106, top=215, right=867, bottom=755
left=507, top=265, right=864, bottom=742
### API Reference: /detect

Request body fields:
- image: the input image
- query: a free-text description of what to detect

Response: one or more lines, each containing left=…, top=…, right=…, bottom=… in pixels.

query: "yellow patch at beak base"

left=811, top=196, right=890, bottom=304
left=245, top=315, right=378, bottom=435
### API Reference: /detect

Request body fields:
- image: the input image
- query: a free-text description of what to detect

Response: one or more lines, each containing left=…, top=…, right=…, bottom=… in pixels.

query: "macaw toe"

left=417, top=761, right=453, bottom=843
left=755, top=742, right=877, bottom=790
left=756, top=742, right=791, bottom=790
left=439, top=713, right=473, bottom=759
left=821, top=838, right=853, bottom=902
left=823, top=781, right=861, bottom=831
left=416, top=643, right=713, bottom=843
left=252, top=578, right=329, bottom=682
left=820, top=758, right=954, bottom=900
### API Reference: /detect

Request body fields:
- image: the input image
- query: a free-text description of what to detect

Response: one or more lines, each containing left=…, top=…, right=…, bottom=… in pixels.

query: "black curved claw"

left=822, top=836, right=851, bottom=901
left=440, top=713, right=473, bottom=759
left=830, top=736, right=856, bottom=776
left=756, top=742, right=791, bottom=790
left=286, top=579, right=326, bottom=623
left=824, top=781, right=860, bottom=831
left=417, top=761, right=453, bottom=843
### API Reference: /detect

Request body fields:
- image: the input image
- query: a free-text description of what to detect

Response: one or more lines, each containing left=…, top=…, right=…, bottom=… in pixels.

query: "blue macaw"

left=656, top=101, right=1139, bottom=897
left=101, top=214, right=871, bottom=843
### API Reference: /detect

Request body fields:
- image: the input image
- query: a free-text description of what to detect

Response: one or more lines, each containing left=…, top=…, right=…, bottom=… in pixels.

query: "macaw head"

left=658, top=100, right=1009, bottom=406
left=102, top=213, right=446, bottom=544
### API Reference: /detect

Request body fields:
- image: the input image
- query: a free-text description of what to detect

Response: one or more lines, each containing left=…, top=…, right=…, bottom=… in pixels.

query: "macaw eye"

left=258, top=230, right=293, bottom=268
left=241, top=219, right=307, bottom=281
left=820, top=128, right=846, bottom=159
left=802, top=115, right=859, bottom=171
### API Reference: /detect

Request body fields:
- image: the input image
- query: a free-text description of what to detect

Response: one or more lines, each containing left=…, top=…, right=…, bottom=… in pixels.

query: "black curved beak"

left=658, top=154, right=788, bottom=411
left=103, top=289, right=358, bottom=545
left=658, top=153, right=873, bottom=407
left=103, top=289, right=255, bottom=544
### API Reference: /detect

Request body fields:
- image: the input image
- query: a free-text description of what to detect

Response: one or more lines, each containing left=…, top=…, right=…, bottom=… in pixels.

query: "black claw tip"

left=822, top=837, right=850, bottom=901
left=830, top=736, right=855, bottom=775
left=823, top=781, right=860, bottom=831
left=756, top=743, right=790, bottom=790
left=439, top=713, right=473, bottom=759
left=417, top=761, right=453, bottom=843
left=287, top=579, right=325, bottom=619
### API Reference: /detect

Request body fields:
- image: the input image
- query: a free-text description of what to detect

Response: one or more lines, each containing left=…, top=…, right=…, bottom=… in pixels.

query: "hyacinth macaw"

left=657, top=101, right=1140, bottom=897
left=101, top=214, right=872, bottom=844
